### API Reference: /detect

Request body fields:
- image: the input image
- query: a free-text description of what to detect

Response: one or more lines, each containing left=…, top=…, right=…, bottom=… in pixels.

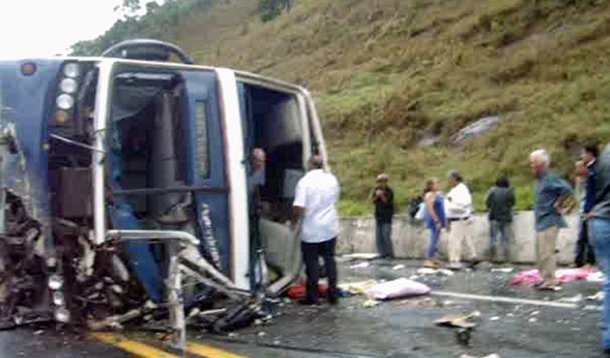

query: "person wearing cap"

left=445, top=170, right=477, bottom=269
left=291, top=155, right=340, bottom=305
left=371, top=173, right=395, bottom=259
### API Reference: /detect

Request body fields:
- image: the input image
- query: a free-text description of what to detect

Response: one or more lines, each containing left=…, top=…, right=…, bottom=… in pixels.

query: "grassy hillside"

left=78, top=0, right=610, bottom=215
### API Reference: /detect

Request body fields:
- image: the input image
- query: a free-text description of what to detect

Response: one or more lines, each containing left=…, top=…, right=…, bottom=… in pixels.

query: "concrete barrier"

left=338, top=212, right=580, bottom=265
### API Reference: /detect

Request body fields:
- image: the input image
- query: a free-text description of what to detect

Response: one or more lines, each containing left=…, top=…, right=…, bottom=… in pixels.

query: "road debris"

left=341, top=253, right=380, bottom=261
left=363, top=299, right=381, bottom=308
left=350, top=262, right=370, bottom=269
left=558, top=294, right=583, bottom=303
left=338, top=280, right=377, bottom=296
left=392, top=264, right=406, bottom=270
left=510, top=268, right=597, bottom=285
left=366, top=278, right=431, bottom=300
left=435, top=311, right=480, bottom=328
left=417, top=268, right=454, bottom=276
left=587, top=291, right=604, bottom=301
left=491, top=267, right=514, bottom=273
left=587, top=271, right=606, bottom=282
left=489, top=316, right=500, bottom=321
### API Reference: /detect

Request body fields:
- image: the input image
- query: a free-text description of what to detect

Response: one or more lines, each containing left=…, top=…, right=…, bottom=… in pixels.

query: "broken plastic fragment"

left=48, top=275, right=63, bottom=290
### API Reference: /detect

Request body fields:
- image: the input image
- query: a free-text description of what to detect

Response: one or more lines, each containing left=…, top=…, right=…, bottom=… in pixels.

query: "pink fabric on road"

left=510, top=267, right=598, bottom=285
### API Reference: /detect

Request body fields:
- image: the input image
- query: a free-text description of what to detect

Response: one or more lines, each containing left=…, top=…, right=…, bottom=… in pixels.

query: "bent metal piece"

left=105, top=229, right=243, bottom=352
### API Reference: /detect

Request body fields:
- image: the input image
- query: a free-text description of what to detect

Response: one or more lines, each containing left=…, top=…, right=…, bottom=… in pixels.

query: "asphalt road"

left=0, top=259, right=606, bottom=357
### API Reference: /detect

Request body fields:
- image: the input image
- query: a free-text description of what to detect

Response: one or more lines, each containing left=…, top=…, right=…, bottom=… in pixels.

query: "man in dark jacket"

left=588, top=142, right=610, bottom=353
left=486, top=177, right=515, bottom=263
left=372, top=173, right=394, bottom=258
left=574, top=144, right=598, bottom=267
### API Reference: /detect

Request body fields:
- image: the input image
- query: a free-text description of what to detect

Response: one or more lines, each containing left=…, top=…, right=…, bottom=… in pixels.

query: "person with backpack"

left=423, top=178, right=446, bottom=268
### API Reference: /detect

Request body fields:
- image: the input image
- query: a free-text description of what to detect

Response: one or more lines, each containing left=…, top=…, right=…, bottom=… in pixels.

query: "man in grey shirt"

left=529, top=149, right=573, bottom=290
left=588, top=143, right=610, bottom=353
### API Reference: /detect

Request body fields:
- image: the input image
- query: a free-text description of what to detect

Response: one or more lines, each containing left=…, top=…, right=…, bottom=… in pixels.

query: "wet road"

left=0, top=259, right=605, bottom=357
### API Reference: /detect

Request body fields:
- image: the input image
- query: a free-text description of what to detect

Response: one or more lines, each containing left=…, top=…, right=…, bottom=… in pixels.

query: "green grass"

left=79, top=0, right=610, bottom=215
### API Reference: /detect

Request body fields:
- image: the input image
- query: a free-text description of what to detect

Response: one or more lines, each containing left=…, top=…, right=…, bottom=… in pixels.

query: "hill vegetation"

left=73, top=0, right=610, bottom=215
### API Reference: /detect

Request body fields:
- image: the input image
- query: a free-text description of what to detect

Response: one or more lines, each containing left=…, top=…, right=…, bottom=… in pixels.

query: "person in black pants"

left=575, top=144, right=599, bottom=267
left=292, top=156, right=340, bottom=305
left=372, top=173, right=395, bottom=258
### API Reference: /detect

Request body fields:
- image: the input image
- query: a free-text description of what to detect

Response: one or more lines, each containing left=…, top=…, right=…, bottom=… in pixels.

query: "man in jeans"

left=372, top=173, right=394, bottom=258
left=529, top=149, right=573, bottom=290
left=589, top=143, right=610, bottom=353
left=292, top=156, right=340, bottom=305
left=574, top=144, right=599, bottom=267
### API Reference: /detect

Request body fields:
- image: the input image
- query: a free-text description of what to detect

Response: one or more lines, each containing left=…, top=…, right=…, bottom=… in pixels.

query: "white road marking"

left=431, top=291, right=591, bottom=309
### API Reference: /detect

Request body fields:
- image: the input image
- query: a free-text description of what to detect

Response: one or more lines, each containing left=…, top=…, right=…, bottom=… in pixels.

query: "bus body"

left=0, top=41, right=327, bottom=344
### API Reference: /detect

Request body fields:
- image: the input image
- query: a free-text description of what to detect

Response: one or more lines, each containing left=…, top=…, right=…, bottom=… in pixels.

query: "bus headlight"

left=56, top=94, right=74, bottom=110
left=63, top=63, right=80, bottom=78
left=60, top=78, right=78, bottom=94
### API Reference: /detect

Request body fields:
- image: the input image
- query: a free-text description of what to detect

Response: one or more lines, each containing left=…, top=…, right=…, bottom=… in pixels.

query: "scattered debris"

left=491, top=267, right=514, bottom=273
left=363, top=299, right=381, bottom=308
left=366, top=278, right=431, bottom=300
left=528, top=317, right=538, bottom=323
left=342, top=253, right=380, bottom=261
left=435, top=311, right=480, bottom=328
left=587, top=271, right=606, bottom=283
left=558, top=294, right=583, bottom=303
left=338, top=280, right=377, bottom=296
left=350, top=262, right=370, bottom=269
left=489, top=316, right=500, bottom=321
left=392, top=264, right=406, bottom=270
left=510, top=268, right=598, bottom=286
left=417, top=268, right=454, bottom=276
left=587, top=291, right=604, bottom=301
left=456, top=328, right=471, bottom=346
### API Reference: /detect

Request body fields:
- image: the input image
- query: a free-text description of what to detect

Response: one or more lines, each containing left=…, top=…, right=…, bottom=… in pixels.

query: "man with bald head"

left=530, top=149, right=573, bottom=290
left=292, top=155, right=340, bottom=305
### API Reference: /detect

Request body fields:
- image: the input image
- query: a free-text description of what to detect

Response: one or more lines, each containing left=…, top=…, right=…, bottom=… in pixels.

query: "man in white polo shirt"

left=292, top=155, right=340, bottom=305
left=445, top=170, right=477, bottom=269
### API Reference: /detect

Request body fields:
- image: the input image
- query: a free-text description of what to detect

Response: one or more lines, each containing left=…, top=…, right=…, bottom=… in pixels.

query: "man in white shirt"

left=445, top=170, right=477, bottom=269
left=292, top=155, right=340, bottom=305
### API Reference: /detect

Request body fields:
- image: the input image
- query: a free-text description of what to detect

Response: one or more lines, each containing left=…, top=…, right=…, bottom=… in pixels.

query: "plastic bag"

left=366, top=278, right=431, bottom=300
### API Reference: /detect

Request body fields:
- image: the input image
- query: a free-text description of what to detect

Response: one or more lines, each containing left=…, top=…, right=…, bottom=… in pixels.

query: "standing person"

left=292, top=156, right=340, bottom=305
left=445, top=170, right=477, bottom=269
left=423, top=178, right=446, bottom=268
left=371, top=173, right=394, bottom=259
left=574, top=144, right=599, bottom=267
left=486, top=177, right=515, bottom=263
left=529, top=149, right=573, bottom=290
left=248, top=148, right=266, bottom=290
left=588, top=142, right=610, bottom=353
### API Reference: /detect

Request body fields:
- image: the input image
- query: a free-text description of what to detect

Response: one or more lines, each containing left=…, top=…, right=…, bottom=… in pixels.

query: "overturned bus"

left=0, top=40, right=328, bottom=349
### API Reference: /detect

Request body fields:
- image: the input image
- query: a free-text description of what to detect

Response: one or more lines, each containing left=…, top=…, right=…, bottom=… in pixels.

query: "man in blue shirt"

left=589, top=142, right=610, bottom=353
left=529, top=149, right=574, bottom=290
left=574, top=144, right=599, bottom=267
